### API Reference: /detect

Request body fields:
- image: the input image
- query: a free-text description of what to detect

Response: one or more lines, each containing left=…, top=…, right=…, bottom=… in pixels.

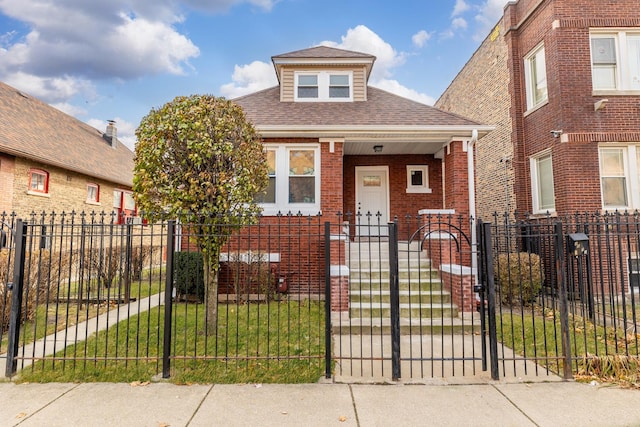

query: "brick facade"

left=438, top=0, right=640, bottom=217
left=436, top=25, right=515, bottom=219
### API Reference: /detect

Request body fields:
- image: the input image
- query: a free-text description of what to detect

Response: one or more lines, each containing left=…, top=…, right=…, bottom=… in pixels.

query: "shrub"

left=174, top=252, right=205, bottom=301
left=494, top=252, right=544, bottom=306
left=227, top=253, right=276, bottom=303
left=0, top=249, right=70, bottom=329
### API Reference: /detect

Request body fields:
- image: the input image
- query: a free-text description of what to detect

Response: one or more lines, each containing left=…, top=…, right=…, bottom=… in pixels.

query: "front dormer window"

left=295, top=71, right=352, bottom=102
left=297, top=75, right=318, bottom=98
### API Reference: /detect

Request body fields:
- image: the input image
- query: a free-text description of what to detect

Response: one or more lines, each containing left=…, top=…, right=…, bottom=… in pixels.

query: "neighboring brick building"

left=437, top=0, right=640, bottom=218
left=0, top=81, right=135, bottom=221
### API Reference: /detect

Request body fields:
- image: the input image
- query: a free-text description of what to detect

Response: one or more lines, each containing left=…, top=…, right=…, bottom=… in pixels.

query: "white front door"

left=355, top=166, right=390, bottom=236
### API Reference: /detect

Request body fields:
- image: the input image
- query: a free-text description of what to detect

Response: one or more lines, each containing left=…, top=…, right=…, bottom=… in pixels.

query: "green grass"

left=18, top=300, right=327, bottom=384
left=1, top=277, right=163, bottom=352
left=497, top=306, right=640, bottom=381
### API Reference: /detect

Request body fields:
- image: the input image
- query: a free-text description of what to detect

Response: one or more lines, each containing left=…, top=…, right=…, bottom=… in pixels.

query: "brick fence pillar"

left=440, top=264, right=476, bottom=313
left=330, top=265, right=349, bottom=313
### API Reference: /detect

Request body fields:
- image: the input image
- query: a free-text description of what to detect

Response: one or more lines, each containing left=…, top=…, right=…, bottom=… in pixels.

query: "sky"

left=0, top=0, right=509, bottom=149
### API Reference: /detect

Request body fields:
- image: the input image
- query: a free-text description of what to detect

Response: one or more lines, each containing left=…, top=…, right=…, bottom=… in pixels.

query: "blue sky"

left=0, top=0, right=508, bottom=149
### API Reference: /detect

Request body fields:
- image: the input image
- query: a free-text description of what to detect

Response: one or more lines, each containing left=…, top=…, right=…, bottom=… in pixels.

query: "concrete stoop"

left=345, top=240, right=475, bottom=335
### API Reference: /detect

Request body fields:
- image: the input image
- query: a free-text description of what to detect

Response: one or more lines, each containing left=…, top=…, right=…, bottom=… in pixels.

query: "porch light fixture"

left=373, top=145, right=383, bottom=153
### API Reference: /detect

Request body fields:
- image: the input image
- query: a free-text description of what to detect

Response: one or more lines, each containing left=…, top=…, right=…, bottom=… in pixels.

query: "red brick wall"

left=343, top=154, right=443, bottom=237
left=504, top=0, right=640, bottom=215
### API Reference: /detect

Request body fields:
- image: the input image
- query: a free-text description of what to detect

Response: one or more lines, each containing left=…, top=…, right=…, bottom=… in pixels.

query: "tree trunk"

left=205, top=263, right=219, bottom=335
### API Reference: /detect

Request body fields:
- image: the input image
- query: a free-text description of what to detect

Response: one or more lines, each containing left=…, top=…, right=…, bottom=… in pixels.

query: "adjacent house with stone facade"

left=0, top=81, right=136, bottom=222
left=437, top=0, right=640, bottom=218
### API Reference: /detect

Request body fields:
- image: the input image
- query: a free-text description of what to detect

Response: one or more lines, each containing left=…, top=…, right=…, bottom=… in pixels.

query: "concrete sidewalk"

left=1, top=380, right=639, bottom=426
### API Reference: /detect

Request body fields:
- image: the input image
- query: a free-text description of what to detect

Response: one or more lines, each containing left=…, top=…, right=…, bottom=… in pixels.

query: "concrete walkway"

left=0, top=380, right=639, bottom=426
left=0, top=293, right=164, bottom=375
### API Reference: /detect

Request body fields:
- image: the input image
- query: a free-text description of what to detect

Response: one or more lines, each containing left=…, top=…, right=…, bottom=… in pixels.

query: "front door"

left=355, top=166, right=389, bottom=236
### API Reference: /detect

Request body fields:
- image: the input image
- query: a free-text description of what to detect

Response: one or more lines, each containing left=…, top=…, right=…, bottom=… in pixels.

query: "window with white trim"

left=295, top=71, right=352, bottom=101
left=257, top=145, right=320, bottom=215
left=599, top=145, right=640, bottom=209
left=86, top=183, right=100, bottom=204
left=530, top=152, right=555, bottom=213
left=591, top=31, right=640, bottom=91
left=406, top=165, right=432, bottom=193
left=28, top=169, right=49, bottom=194
left=524, top=44, right=548, bottom=110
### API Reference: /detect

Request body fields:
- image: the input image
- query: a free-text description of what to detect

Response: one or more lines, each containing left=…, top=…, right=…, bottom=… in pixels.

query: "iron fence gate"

left=329, top=213, right=488, bottom=381
left=5, top=210, right=640, bottom=382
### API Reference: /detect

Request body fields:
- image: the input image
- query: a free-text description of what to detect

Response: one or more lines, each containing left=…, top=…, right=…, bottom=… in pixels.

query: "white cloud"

left=439, top=29, right=455, bottom=40
left=182, top=0, right=279, bottom=12
left=452, top=0, right=470, bottom=17
left=319, top=25, right=406, bottom=81
left=220, top=61, right=278, bottom=98
left=474, top=0, right=509, bottom=40
left=219, top=25, right=435, bottom=106
left=52, top=103, right=88, bottom=117
left=0, top=0, right=200, bottom=106
left=452, top=17, right=468, bottom=30
left=87, top=117, right=138, bottom=151
left=3, top=71, right=96, bottom=104
left=373, top=80, right=435, bottom=105
left=412, top=30, right=432, bottom=48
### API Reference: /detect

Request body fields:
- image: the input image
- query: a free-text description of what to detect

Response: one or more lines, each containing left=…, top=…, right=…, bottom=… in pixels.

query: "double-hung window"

left=524, top=44, right=548, bottom=111
left=530, top=152, right=555, bottom=214
left=599, top=145, right=640, bottom=209
left=87, top=183, right=100, bottom=204
left=258, top=145, right=320, bottom=215
left=28, top=169, right=49, bottom=195
left=295, top=72, right=352, bottom=101
left=591, top=30, right=640, bottom=91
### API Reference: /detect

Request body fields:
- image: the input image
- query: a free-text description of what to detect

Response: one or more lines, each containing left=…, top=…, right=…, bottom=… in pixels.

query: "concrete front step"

left=349, top=268, right=439, bottom=280
left=331, top=316, right=480, bottom=335
left=349, top=278, right=444, bottom=292
left=350, top=290, right=451, bottom=305
left=350, top=302, right=458, bottom=319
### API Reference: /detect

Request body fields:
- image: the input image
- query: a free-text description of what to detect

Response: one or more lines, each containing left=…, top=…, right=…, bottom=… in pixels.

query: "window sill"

left=528, top=211, right=557, bottom=220
left=260, top=206, right=322, bottom=217
left=593, top=90, right=640, bottom=97
left=85, top=201, right=102, bottom=206
left=26, top=190, right=50, bottom=198
left=406, top=188, right=432, bottom=194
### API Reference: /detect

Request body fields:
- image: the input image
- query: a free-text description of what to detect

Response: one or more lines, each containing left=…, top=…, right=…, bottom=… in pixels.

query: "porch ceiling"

left=255, top=125, right=494, bottom=156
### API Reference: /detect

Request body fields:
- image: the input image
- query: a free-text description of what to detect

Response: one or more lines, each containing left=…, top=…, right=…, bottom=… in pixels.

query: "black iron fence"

left=0, top=211, right=328, bottom=382
left=3, top=210, right=640, bottom=382
left=479, top=211, right=640, bottom=380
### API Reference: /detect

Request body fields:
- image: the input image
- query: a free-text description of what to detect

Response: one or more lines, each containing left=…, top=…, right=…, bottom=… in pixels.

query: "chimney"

left=104, top=120, right=117, bottom=148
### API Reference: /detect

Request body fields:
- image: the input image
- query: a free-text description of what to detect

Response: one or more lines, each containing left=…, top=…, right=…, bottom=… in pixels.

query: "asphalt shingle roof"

left=272, top=46, right=376, bottom=61
left=0, top=81, right=134, bottom=187
left=234, top=86, right=481, bottom=128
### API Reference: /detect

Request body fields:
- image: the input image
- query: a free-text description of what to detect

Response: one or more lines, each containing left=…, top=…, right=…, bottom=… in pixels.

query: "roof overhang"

left=271, top=57, right=375, bottom=84
left=255, top=125, right=494, bottom=155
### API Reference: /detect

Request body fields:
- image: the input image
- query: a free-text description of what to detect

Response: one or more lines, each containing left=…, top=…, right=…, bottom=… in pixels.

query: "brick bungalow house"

left=218, top=46, right=493, bottom=307
left=0, top=81, right=136, bottom=221
left=436, top=0, right=640, bottom=293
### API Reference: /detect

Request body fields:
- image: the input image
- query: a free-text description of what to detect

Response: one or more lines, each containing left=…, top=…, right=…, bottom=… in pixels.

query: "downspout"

left=468, top=129, right=478, bottom=278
